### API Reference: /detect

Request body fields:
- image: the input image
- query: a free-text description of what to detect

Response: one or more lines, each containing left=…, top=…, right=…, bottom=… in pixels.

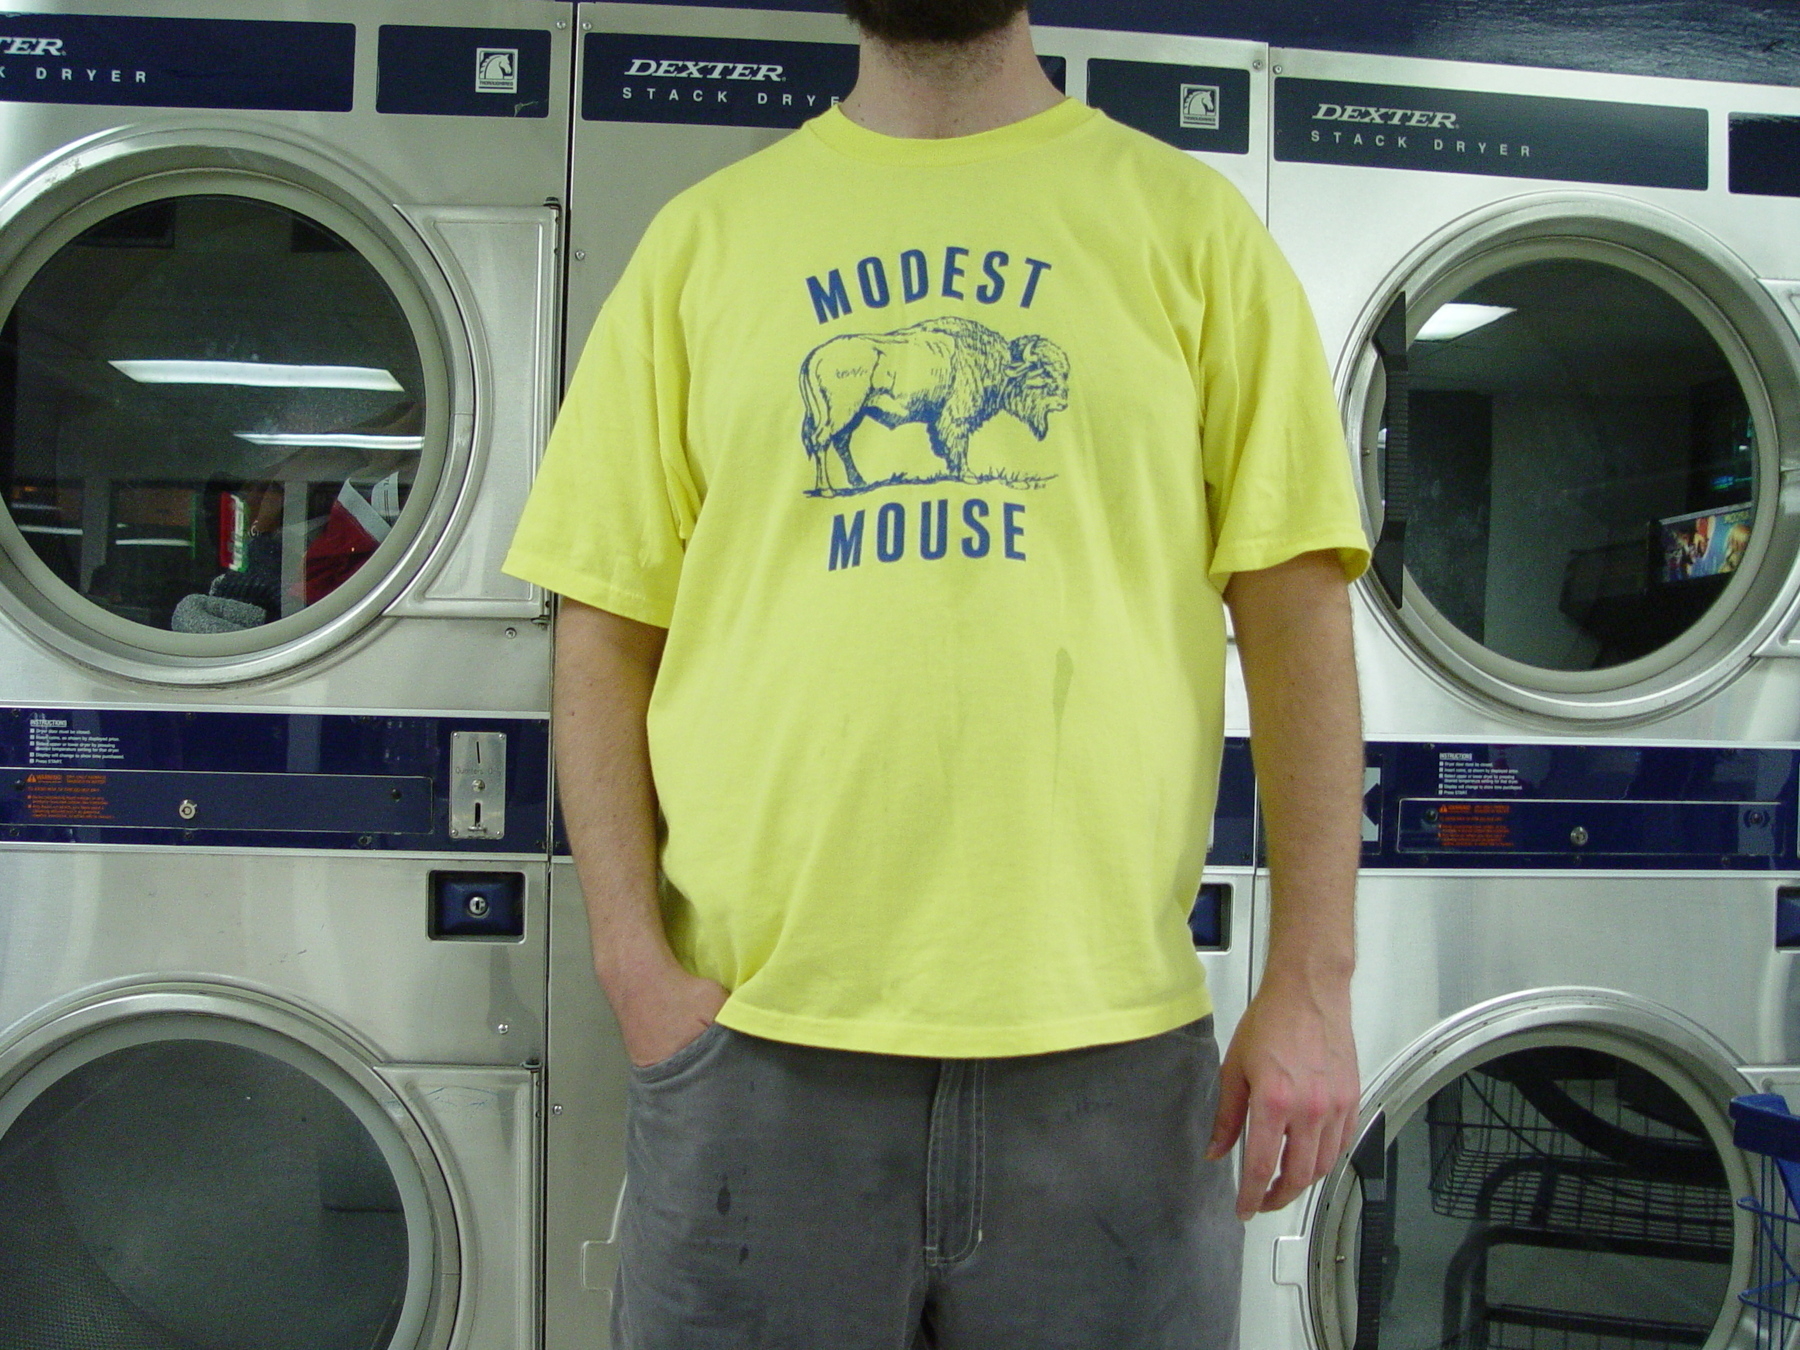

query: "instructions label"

left=26, top=715, right=123, bottom=766
left=1437, top=750, right=1524, bottom=797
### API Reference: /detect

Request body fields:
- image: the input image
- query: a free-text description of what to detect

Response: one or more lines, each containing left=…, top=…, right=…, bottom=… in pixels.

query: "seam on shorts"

left=924, top=1059, right=984, bottom=1268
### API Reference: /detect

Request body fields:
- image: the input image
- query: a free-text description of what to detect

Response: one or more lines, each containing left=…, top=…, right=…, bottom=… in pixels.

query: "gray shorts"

left=614, top=1017, right=1242, bottom=1349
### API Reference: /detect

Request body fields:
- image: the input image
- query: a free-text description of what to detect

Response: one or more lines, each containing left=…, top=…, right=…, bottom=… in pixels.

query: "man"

left=505, top=1, right=1367, bottom=1344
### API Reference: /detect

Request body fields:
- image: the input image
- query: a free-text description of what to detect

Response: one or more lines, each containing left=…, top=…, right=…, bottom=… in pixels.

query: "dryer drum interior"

left=0, top=162, right=455, bottom=678
left=1313, top=1012, right=1753, bottom=1350
left=0, top=1013, right=441, bottom=1350
left=1352, top=211, right=1800, bottom=716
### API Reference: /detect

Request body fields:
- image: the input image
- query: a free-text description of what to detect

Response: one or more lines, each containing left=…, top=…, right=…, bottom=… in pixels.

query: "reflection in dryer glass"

left=0, top=1039, right=410, bottom=1349
left=1366, top=1045, right=1732, bottom=1348
left=0, top=196, right=425, bottom=635
left=1400, top=259, right=1754, bottom=671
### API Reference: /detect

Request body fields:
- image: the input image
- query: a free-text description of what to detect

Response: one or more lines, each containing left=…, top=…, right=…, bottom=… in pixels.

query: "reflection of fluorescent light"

left=110, top=360, right=404, bottom=391
left=1415, top=303, right=1515, bottom=342
left=234, top=432, right=423, bottom=450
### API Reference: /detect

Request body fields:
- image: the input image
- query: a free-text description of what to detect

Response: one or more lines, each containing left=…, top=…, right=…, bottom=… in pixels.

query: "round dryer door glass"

left=0, top=1033, right=422, bottom=1349
left=0, top=194, right=426, bottom=641
left=1343, top=1043, right=1735, bottom=1348
left=1391, top=257, right=1755, bottom=673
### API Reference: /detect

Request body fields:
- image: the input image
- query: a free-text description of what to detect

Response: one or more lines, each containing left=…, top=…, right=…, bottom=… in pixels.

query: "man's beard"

left=842, top=0, right=1028, bottom=43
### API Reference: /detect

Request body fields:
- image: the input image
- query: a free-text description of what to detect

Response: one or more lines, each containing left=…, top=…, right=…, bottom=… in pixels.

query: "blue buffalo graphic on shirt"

left=799, top=316, right=1069, bottom=497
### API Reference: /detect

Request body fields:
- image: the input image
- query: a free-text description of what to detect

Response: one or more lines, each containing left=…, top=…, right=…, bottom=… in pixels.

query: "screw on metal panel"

left=552, top=1103, right=564, bottom=1114
left=177, top=799, right=198, bottom=821
left=1252, top=59, right=1265, bottom=71
left=573, top=249, right=587, bottom=261
left=505, top=627, right=518, bottom=639
left=496, top=1022, right=511, bottom=1036
left=1423, top=807, right=1439, bottom=825
left=467, top=894, right=491, bottom=918
left=390, top=788, right=402, bottom=801
left=358, top=834, right=374, bottom=848
left=1570, top=826, right=1589, bottom=847
left=556, top=19, right=567, bottom=28
left=1272, top=64, right=1283, bottom=75
left=472, top=779, right=486, bottom=792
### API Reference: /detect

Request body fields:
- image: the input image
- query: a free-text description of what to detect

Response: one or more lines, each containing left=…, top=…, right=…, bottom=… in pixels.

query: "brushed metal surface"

left=382, top=1064, right=543, bottom=1350
left=387, top=205, right=560, bottom=621
left=1270, top=45, right=1800, bottom=739
left=0, top=0, right=568, bottom=703
left=1241, top=870, right=1784, bottom=1350
left=0, top=848, right=549, bottom=1066
left=543, top=859, right=631, bottom=1350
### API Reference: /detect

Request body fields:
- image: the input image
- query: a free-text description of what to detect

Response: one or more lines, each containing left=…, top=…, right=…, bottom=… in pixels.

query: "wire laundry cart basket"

left=1730, top=1093, right=1800, bottom=1343
left=1427, top=1047, right=1735, bottom=1348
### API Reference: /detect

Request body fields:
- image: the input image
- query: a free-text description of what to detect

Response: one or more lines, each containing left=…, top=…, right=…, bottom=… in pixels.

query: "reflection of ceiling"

left=4, top=196, right=427, bottom=485
left=1411, top=259, right=1735, bottom=399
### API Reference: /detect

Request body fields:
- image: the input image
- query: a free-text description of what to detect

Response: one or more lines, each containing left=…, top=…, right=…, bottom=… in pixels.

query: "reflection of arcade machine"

left=1240, top=39, right=1800, bottom=1350
left=0, top=4, right=570, bottom=1349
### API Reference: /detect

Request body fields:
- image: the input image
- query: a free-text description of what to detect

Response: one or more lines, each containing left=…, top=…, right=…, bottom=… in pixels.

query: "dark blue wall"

left=583, top=0, right=1800, bottom=87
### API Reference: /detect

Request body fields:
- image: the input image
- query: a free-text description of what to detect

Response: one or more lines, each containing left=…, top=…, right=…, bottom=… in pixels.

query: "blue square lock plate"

left=431, top=870, right=525, bottom=940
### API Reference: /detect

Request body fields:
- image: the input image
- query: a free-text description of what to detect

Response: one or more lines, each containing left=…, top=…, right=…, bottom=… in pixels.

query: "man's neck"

left=837, top=13, right=1063, bottom=139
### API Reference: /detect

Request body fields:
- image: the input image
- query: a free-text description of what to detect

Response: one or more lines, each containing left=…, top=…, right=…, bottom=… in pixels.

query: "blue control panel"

left=0, top=707, right=549, bottom=854
left=1362, top=741, right=1798, bottom=871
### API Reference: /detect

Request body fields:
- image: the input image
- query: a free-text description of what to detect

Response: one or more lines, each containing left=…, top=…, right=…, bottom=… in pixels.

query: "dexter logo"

left=623, top=57, right=784, bottom=81
left=1314, top=101, right=1458, bottom=130
left=0, top=37, right=65, bottom=56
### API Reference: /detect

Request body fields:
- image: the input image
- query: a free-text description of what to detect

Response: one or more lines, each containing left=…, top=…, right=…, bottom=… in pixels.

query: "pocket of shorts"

left=630, top=1020, right=729, bottom=1086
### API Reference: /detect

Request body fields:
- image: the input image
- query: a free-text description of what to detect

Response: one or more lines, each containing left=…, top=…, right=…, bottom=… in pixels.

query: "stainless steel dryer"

left=1246, top=47, right=1800, bottom=1350
left=0, top=4, right=572, bottom=1347
left=547, top=9, right=1274, bottom=1344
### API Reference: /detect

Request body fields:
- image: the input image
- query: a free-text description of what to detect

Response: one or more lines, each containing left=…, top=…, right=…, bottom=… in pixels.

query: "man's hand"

left=1206, top=964, right=1359, bottom=1219
left=613, top=961, right=730, bottom=1068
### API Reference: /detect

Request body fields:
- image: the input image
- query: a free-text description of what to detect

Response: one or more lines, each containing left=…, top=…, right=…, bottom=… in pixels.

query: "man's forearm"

left=554, top=598, right=672, bottom=990
left=1228, top=555, right=1361, bottom=982
left=554, top=600, right=727, bottom=1064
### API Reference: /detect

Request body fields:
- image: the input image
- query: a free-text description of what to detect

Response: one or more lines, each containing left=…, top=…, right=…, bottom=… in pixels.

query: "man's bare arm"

left=554, top=599, right=726, bottom=1067
left=1207, top=550, right=1362, bottom=1219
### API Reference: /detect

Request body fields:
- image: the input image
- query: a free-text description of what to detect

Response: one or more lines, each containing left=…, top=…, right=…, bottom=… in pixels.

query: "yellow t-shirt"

left=506, top=100, right=1369, bottom=1057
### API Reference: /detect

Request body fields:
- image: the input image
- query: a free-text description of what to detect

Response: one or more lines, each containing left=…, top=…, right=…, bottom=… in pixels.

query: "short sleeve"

left=502, top=222, right=699, bottom=626
left=1196, top=203, right=1371, bottom=591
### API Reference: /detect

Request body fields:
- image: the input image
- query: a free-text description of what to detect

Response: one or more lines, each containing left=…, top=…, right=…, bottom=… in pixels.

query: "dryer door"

left=1351, top=202, right=1800, bottom=720
left=0, top=144, right=479, bottom=685
left=0, top=1004, right=460, bottom=1350
left=1309, top=994, right=1752, bottom=1350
